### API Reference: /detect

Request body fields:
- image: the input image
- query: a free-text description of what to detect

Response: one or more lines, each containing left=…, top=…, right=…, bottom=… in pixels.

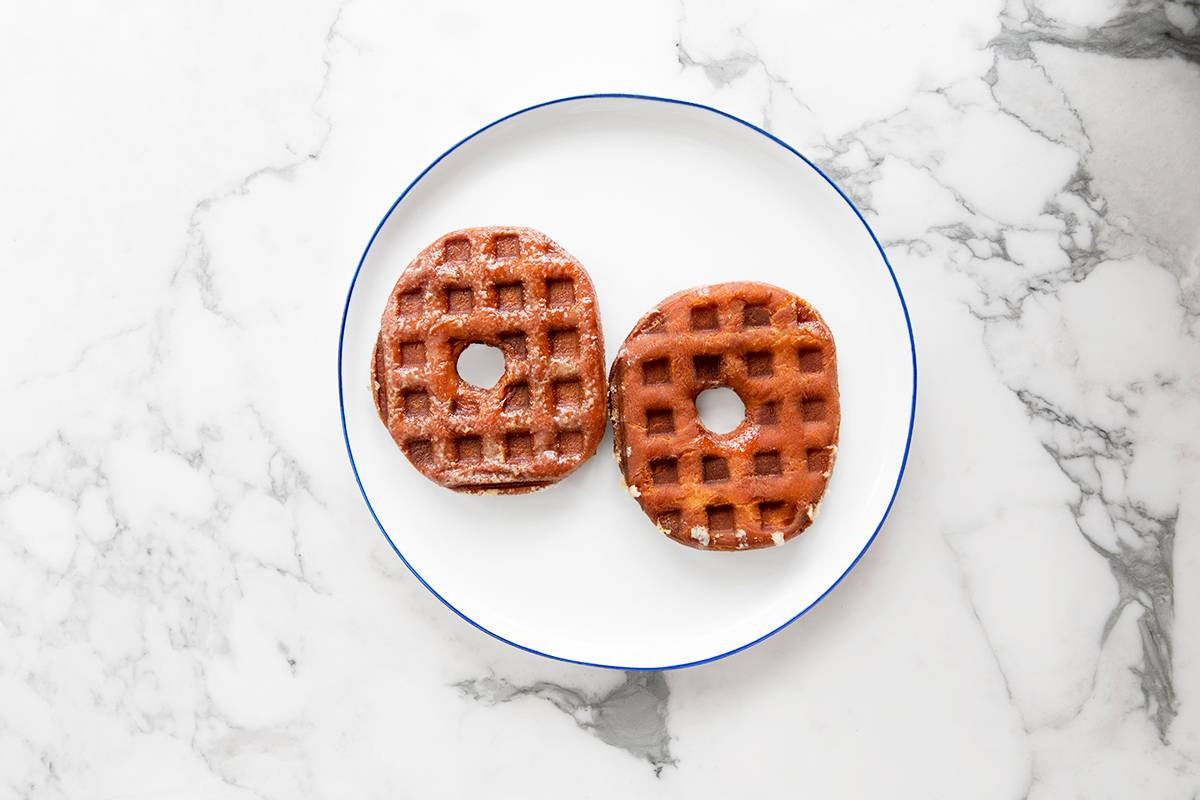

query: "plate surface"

left=339, top=95, right=915, bottom=669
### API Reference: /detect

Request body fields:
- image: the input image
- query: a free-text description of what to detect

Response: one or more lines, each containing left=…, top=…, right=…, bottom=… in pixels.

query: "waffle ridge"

left=371, top=226, right=606, bottom=493
left=610, top=282, right=840, bottom=550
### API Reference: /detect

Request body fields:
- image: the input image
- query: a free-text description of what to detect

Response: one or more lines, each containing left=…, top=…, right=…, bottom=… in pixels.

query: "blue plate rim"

left=337, top=92, right=918, bottom=671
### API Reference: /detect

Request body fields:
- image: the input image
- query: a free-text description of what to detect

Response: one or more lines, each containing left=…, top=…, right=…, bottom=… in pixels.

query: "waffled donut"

left=609, top=282, right=839, bottom=550
left=371, top=227, right=606, bottom=493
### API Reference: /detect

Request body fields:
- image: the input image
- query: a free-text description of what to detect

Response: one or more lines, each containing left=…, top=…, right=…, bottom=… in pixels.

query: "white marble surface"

left=2, top=0, right=1199, bottom=796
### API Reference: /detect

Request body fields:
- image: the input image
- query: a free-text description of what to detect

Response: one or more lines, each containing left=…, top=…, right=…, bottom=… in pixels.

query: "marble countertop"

left=3, top=0, right=1199, bottom=797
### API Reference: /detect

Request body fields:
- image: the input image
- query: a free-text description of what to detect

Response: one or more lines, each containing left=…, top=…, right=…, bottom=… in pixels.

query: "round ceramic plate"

left=339, top=94, right=915, bottom=669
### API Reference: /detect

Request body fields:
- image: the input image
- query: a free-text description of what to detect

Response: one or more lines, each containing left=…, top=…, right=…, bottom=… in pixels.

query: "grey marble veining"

left=171, top=6, right=347, bottom=324
left=994, top=0, right=1200, bottom=64
left=984, top=3, right=1194, bottom=743
left=1, top=0, right=1198, bottom=796
left=457, top=672, right=674, bottom=774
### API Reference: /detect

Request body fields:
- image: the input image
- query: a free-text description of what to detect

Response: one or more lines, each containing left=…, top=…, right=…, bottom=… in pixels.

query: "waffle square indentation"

left=702, top=456, right=730, bottom=483
left=397, top=288, right=424, bottom=316
left=499, top=331, right=527, bottom=358
left=706, top=505, right=735, bottom=531
left=756, top=401, right=780, bottom=425
left=406, top=439, right=433, bottom=467
left=800, top=398, right=825, bottom=422
left=492, top=234, right=520, bottom=259
left=553, top=379, right=582, bottom=412
left=398, top=341, right=425, bottom=367
left=403, top=390, right=430, bottom=418
left=496, top=282, right=525, bottom=311
left=556, top=430, right=584, bottom=456
left=453, top=436, right=482, bottom=463
left=446, top=286, right=473, bottom=314
left=743, top=305, right=770, bottom=327
left=546, top=279, right=575, bottom=308
left=650, top=457, right=679, bottom=485
left=503, top=383, right=530, bottom=411
left=754, top=451, right=782, bottom=475
left=745, top=351, right=773, bottom=378
left=505, top=431, right=533, bottom=461
left=693, top=355, right=721, bottom=382
left=443, top=238, right=470, bottom=262
left=642, top=358, right=671, bottom=385
left=690, top=306, right=719, bottom=330
left=759, top=500, right=795, bottom=529
left=550, top=328, right=579, bottom=358
left=646, top=408, right=675, bottom=436
left=797, top=347, right=823, bottom=373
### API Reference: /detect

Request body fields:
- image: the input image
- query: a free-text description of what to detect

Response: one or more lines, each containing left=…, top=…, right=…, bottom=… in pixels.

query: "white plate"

left=339, top=95, right=915, bottom=669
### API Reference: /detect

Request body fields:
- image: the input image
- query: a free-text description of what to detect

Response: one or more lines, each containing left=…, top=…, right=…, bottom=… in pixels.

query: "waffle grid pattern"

left=374, top=227, right=605, bottom=492
left=612, top=283, right=839, bottom=549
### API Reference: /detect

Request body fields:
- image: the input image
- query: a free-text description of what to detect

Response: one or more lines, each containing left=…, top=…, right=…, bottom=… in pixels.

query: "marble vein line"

left=167, top=3, right=348, bottom=323
left=672, top=0, right=1196, bottom=749
left=675, top=0, right=890, bottom=212
left=994, top=0, right=1200, bottom=65
left=0, top=5, right=353, bottom=796
left=455, top=672, right=676, bottom=775
left=1017, top=388, right=1178, bottom=736
left=979, top=7, right=1188, bottom=740
left=674, top=0, right=827, bottom=140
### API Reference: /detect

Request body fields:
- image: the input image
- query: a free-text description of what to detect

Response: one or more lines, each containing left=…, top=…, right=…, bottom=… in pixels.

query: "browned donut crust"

left=609, top=282, right=839, bottom=550
left=372, top=227, right=606, bottom=493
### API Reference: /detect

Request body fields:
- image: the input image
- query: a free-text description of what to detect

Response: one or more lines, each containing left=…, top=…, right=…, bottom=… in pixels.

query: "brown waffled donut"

left=609, top=282, right=839, bottom=550
left=371, top=226, right=606, bottom=493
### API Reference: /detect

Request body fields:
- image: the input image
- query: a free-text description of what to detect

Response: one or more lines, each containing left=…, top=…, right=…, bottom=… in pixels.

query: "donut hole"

left=695, top=387, right=746, bottom=434
left=456, top=342, right=506, bottom=388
